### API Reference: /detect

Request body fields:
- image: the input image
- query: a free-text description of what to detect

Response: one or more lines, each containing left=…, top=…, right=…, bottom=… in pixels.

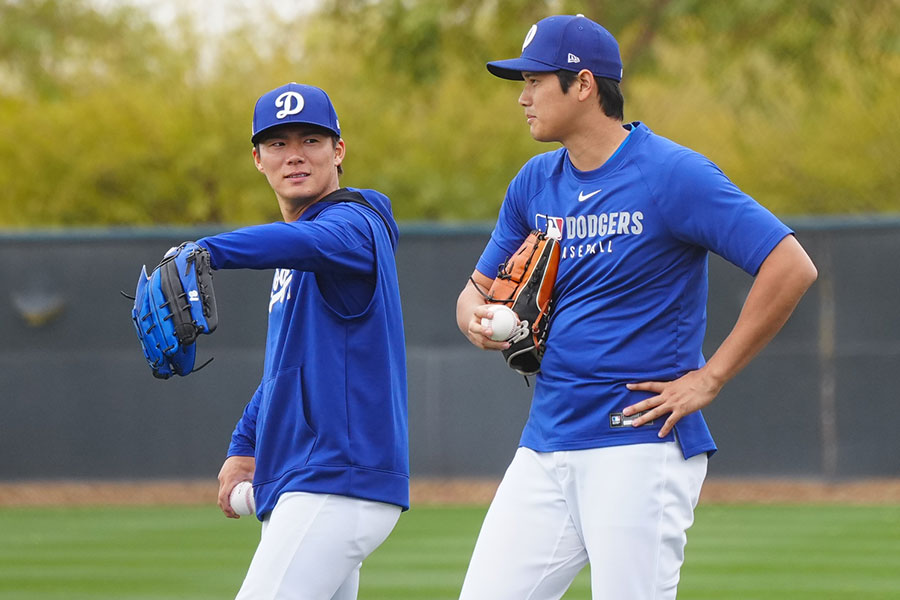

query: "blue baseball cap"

left=251, top=82, right=341, bottom=143
left=487, top=14, right=623, bottom=82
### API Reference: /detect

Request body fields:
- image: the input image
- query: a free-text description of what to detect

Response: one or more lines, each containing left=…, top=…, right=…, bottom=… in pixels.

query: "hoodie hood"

left=314, top=187, right=400, bottom=250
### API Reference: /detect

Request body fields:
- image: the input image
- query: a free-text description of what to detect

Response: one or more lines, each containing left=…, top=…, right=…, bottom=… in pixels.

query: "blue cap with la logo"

left=251, top=82, right=341, bottom=143
left=487, top=14, right=623, bottom=82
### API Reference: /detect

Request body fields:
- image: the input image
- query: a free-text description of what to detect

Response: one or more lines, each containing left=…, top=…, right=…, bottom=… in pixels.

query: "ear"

left=334, top=138, right=346, bottom=169
left=252, top=146, right=265, bottom=174
left=575, top=69, right=595, bottom=102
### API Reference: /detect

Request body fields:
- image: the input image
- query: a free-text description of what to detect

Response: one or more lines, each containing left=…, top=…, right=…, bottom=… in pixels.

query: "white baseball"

left=229, top=481, right=255, bottom=516
left=481, top=305, right=519, bottom=341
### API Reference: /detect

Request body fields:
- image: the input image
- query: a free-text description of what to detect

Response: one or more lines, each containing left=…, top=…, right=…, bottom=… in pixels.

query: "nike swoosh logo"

left=578, top=189, right=602, bottom=202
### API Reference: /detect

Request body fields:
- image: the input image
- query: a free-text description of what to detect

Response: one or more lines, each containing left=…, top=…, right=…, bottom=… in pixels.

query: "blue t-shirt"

left=477, top=123, right=792, bottom=459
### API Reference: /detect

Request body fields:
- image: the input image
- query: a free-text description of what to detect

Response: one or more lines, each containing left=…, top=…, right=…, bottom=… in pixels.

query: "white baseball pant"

left=235, top=492, right=401, bottom=600
left=459, top=442, right=708, bottom=600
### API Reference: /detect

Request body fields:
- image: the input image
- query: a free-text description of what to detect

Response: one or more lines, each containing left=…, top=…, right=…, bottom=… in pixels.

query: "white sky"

left=91, top=0, right=321, bottom=35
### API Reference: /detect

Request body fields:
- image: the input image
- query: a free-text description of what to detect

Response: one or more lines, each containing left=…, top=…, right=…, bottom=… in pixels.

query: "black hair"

left=555, top=70, right=624, bottom=121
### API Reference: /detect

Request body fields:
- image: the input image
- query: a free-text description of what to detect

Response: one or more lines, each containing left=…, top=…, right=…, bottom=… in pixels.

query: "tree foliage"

left=0, top=0, right=897, bottom=226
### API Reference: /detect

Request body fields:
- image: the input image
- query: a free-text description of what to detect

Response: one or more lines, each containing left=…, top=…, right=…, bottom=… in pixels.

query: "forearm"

left=457, top=280, right=485, bottom=335
left=456, top=270, right=509, bottom=350
left=703, top=235, right=817, bottom=387
left=457, top=270, right=493, bottom=335
left=198, top=220, right=374, bottom=274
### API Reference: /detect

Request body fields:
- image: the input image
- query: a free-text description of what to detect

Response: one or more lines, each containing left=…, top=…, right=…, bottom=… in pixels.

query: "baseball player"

left=197, top=83, right=408, bottom=599
left=455, top=15, right=817, bottom=600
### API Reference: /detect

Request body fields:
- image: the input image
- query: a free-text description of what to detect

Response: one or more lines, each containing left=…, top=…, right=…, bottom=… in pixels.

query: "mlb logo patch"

left=535, top=214, right=564, bottom=240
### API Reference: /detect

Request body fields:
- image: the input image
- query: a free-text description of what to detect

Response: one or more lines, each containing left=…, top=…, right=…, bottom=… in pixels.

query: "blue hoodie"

left=198, top=188, right=409, bottom=519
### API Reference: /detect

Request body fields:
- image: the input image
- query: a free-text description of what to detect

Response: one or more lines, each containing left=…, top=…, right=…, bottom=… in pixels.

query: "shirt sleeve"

left=197, top=204, right=375, bottom=275
left=227, top=384, right=261, bottom=457
left=653, top=151, right=792, bottom=275
left=475, top=174, right=533, bottom=279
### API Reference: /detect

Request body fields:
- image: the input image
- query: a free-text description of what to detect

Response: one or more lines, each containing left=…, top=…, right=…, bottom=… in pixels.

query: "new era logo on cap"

left=486, top=14, right=623, bottom=82
left=251, top=83, right=341, bottom=143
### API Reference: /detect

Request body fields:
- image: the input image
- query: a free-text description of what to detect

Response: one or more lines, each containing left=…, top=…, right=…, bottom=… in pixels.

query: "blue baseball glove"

left=129, top=241, right=218, bottom=379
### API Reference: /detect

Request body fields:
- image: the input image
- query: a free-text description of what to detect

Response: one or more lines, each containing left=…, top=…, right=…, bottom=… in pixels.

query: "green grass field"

left=1, top=503, right=898, bottom=599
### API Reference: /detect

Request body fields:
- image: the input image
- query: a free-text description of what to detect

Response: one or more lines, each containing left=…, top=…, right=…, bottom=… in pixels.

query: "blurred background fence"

left=1, top=218, right=898, bottom=484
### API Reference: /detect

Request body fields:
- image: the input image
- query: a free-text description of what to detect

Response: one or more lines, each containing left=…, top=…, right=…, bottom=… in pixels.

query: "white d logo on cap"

left=275, top=91, right=304, bottom=119
left=522, top=24, right=537, bottom=50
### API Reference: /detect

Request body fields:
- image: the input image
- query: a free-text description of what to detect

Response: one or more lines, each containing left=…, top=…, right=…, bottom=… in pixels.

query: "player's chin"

left=280, top=185, right=323, bottom=204
left=280, top=177, right=313, bottom=192
left=528, top=126, right=556, bottom=143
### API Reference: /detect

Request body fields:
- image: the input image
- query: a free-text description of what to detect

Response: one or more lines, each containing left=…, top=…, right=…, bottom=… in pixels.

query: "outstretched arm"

left=625, top=234, right=818, bottom=437
left=197, top=206, right=375, bottom=275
